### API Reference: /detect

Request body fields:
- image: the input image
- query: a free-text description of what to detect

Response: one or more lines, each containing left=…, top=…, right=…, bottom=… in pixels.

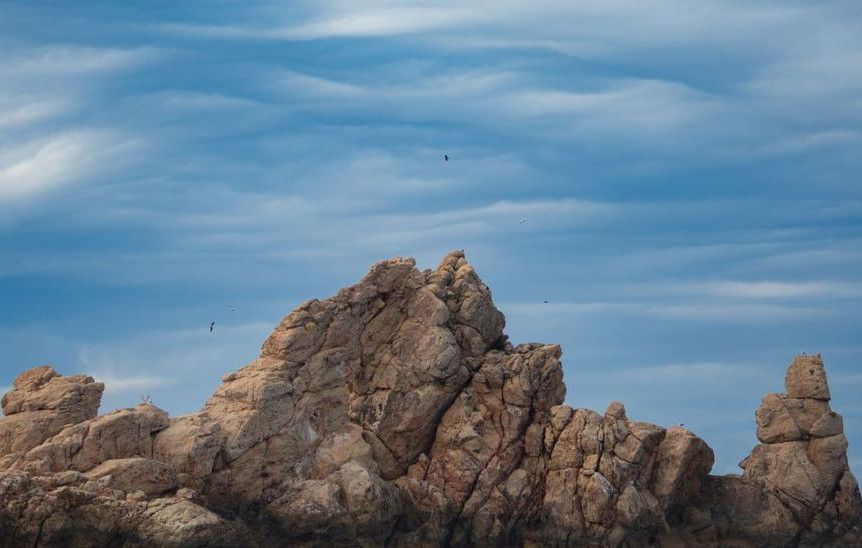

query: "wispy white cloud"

left=91, top=374, right=172, bottom=393
left=0, top=44, right=164, bottom=212
left=160, top=6, right=477, bottom=41
left=605, top=360, right=771, bottom=384
left=154, top=0, right=861, bottom=159
left=278, top=66, right=520, bottom=102
left=288, top=6, right=477, bottom=39
left=157, top=0, right=808, bottom=51
left=172, top=197, right=615, bottom=255
left=644, top=280, right=862, bottom=300
left=0, top=130, right=141, bottom=201
left=651, top=303, right=828, bottom=322
left=746, top=130, right=862, bottom=157
left=0, top=97, right=71, bottom=130
left=272, top=64, right=731, bottom=147
left=503, top=300, right=827, bottom=324
left=279, top=70, right=366, bottom=97
left=0, top=45, right=162, bottom=78
left=744, top=45, right=862, bottom=105
left=601, top=238, right=862, bottom=282
left=744, top=243, right=862, bottom=273
left=507, top=79, right=719, bottom=119
left=141, top=90, right=263, bottom=111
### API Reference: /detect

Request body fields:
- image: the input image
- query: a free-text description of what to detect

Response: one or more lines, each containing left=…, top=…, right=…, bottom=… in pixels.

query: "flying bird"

left=517, top=218, right=527, bottom=224
left=210, top=322, right=215, bottom=332
left=543, top=300, right=549, bottom=304
left=226, top=305, right=236, bottom=312
left=443, top=154, right=450, bottom=162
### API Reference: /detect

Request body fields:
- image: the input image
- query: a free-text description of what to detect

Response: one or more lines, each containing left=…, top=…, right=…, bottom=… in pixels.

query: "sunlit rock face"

left=0, top=252, right=859, bottom=547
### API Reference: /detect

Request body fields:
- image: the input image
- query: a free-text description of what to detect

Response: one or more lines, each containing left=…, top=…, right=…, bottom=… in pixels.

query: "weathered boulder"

left=0, top=366, right=103, bottom=468
left=651, top=427, right=714, bottom=513
left=786, top=353, right=831, bottom=400
left=0, top=252, right=859, bottom=547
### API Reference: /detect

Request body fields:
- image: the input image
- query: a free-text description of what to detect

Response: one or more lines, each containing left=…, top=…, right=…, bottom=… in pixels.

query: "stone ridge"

left=0, top=251, right=859, bottom=547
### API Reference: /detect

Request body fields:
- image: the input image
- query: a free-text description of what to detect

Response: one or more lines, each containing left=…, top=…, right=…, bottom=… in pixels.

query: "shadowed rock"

left=0, top=252, right=859, bottom=547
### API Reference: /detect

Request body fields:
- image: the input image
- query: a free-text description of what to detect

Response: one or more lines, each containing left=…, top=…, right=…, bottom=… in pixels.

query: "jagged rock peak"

left=0, top=252, right=860, bottom=547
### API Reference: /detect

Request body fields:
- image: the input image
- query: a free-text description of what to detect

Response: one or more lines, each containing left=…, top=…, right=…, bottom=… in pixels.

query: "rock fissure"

left=792, top=467, right=846, bottom=546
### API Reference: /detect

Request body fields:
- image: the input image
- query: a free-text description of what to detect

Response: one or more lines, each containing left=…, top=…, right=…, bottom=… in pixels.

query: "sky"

left=0, top=1, right=860, bottom=476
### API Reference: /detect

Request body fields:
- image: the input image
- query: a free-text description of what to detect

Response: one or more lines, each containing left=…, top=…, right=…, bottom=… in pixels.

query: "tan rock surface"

left=15, top=403, right=170, bottom=475
left=786, top=353, right=831, bottom=400
left=84, top=457, right=178, bottom=496
left=0, top=366, right=103, bottom=468
left=0, top=252, right=859, bottom=547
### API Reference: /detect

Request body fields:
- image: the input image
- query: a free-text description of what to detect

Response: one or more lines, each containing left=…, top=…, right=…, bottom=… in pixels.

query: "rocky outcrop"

left=699, top=354, right=862, bottom=546
left=0, top=252, right=859, bottom=547
left=0, top=366, right=103, bottom=469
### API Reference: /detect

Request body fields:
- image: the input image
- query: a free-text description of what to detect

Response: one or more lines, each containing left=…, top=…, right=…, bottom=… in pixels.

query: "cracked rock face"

left=1, top=252, right=860, bottom=547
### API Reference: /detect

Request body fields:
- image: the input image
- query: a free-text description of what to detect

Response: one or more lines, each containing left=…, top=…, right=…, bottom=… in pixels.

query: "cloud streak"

left=503, top=301, right=828, bottom=324
left=0, top=131, right=141, bottom=201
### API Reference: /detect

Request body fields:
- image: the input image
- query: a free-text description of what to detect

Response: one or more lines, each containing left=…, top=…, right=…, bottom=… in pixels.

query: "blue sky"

left=1, top=1, right=860, bottom=476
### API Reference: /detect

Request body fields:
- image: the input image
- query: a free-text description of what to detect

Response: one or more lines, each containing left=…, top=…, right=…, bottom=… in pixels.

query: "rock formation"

left=0, top=251, right=859, bottom=547
left=0, top=366, right=103, bottom=469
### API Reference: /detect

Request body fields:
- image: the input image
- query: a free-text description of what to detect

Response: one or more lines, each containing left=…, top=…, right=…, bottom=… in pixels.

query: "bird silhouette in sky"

left=543, top=300, right=549, bottom=304
left=518, top=218, right=527, bottom=224
left=210, top=322, right=215, bottom=332
left=443, top=154, right=450, bottom=161
left=226, top=305, right=236, bottom=312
